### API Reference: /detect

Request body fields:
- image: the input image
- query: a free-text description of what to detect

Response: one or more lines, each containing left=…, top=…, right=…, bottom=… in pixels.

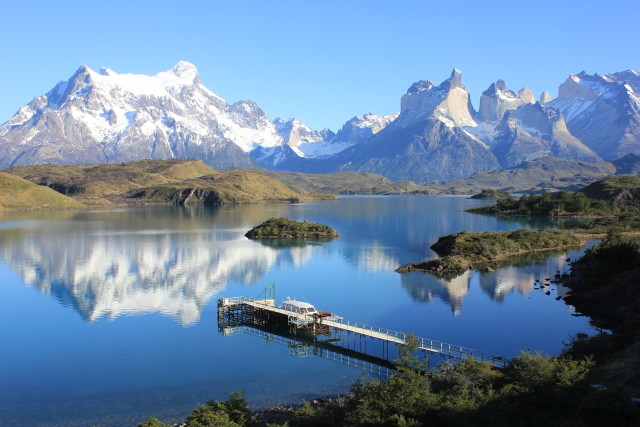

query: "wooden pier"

left=218, top=296, right=506, bottom=367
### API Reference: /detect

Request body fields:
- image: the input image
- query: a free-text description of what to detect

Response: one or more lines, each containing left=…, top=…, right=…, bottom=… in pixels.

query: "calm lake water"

left=0, top=196, right=593, bottom=426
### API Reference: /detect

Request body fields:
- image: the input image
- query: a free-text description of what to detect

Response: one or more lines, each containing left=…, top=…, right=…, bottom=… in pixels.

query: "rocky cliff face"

left=327, top=70, right=500, bottom=182
left=400, top=69, right=477, bottom=127
left=478, top=79, right=535, bottom=122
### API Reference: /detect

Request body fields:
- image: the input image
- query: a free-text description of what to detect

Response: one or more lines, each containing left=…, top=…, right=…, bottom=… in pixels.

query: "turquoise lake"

left=0, top=196, right=593, bottom=426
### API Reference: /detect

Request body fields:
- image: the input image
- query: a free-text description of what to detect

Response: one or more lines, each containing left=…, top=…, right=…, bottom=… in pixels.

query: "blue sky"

left=2, top=0, right=639, bottom=131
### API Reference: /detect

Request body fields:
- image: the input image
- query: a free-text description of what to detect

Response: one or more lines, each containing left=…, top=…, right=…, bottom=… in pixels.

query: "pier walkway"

left=218, top=297, right=506, bottom=367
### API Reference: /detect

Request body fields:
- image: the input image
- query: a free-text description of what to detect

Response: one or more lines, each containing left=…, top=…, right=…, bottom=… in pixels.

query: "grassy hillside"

left=119, top=171, right=332, bottom=205
left=427, top=157, right=616, bottom=194
left=8, top=159, right=218, bottom=204
left=0, top=172, right=84, bottom=210
left=578, top=175, right=640, bottom=208
left=7, top=160, right=333, bottom=207
left=260, top=170, right=433, bottom=195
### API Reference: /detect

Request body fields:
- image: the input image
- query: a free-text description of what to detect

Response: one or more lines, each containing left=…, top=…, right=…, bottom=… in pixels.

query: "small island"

left=245, top=217, right=339, bottom=240
left=396, top=229, right=582, bottom=275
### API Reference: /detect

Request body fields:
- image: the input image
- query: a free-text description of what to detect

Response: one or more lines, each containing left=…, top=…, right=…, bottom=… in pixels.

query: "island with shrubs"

left=245, top=217, right=339, bottom=240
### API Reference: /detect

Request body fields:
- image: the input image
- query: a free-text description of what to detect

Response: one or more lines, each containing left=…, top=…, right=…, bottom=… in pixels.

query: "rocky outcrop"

left=540, top=91, right=552, bottom=104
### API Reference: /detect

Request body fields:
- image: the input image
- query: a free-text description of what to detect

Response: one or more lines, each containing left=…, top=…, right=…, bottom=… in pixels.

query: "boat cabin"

left=280, top=298, right=317, bottom=315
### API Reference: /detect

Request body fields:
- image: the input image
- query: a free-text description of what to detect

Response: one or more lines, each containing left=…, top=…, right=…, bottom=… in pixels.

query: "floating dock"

left=218, top=296, right=506, bottom=367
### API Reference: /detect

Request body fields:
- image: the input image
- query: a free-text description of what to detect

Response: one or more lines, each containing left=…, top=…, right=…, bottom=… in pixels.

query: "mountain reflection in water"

left=400, top=250, right=582, bottom=315
left=0, top=207, right=322, bottom=325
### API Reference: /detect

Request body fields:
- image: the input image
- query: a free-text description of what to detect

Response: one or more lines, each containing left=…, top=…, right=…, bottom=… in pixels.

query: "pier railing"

left=323, top=316, right=505, bottom=366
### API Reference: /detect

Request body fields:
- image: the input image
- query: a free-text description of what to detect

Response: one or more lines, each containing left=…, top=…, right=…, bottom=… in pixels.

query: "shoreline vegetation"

left=245, top=218, right=339, bottom=240
left=396, top=229, right=583, bottom=275
left=467, top=177, right=640, bottom=233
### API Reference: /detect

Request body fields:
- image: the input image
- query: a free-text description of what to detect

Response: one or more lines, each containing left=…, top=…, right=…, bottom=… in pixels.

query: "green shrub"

left=137, top=417, right=168, bottom=427
left=186, top=392, right=251, bottom=427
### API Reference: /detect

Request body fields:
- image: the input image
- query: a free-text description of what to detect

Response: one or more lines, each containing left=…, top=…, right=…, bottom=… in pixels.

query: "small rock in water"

left=555, top=296, right=563, bottom=300
left=566, top=258, right=571, bottom=262
left=545, top=291, right=551, bottom=295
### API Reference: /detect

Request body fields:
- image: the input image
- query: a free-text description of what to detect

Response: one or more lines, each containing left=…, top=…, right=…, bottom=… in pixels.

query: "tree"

left=185, top=392, right=251, bottom=427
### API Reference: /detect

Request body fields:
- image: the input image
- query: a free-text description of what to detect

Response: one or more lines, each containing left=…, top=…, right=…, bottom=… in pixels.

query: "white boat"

left=280, top=297, right=318, bottom=315
left=280, top=297, right=333, bottom=319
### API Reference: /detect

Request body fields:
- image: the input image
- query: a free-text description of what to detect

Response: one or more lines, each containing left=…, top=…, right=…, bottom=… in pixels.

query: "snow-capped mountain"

left=0, top=61, right=395, bottom=171
left=0, top=62, right=286, bottom=169
left=547, top=71, right=640, bottom=160
left=324, top=69, right=502, bottom=182
left=467, top=80, right=601, bottom=168
left=2, top=63, right=639, bottom=182
left=273, top=117, right=334, bottom=157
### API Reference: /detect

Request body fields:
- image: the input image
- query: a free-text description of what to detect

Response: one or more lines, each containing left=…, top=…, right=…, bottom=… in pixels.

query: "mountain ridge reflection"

left=0, top=200, right=583, bottom=324
left=0, top=206, right=321, bottom=325
left=400, top=249, right=582, bottom=314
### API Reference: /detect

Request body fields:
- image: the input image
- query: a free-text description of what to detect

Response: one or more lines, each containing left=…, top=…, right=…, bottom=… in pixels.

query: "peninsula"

left=396, top=229, right=582, bottom=275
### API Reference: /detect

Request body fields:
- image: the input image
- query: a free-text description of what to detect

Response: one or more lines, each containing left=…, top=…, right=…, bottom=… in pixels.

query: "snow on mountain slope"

left=2, top=64, right=639, bottom=182
left=273, top=117, right=334, bottom=157
left=0, top=62, right=281, bottom=169
left=547, top=71, right=640, bottom=160
left=328, top=70, right=500, bottom=182
left=399, top=69, right=477, bottom=127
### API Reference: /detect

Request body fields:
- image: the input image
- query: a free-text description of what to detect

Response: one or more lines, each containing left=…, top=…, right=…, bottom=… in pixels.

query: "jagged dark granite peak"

left=449, top=68, right=464, bottom=87
left=406, top=80, right=435, bottom=94
left=437, top=68, right=465, bottom=92
left=483, top=79, right=511, bottom=96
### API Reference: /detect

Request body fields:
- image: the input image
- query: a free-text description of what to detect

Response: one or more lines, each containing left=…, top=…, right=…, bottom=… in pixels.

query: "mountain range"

left=1, top=62, right=639, bottom=182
